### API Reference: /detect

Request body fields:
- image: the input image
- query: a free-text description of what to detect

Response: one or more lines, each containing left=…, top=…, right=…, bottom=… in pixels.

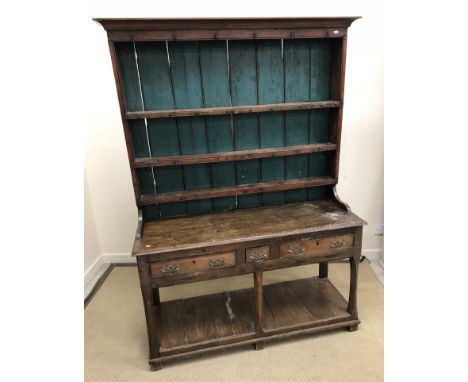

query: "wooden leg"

left=137, top=256, right=160, bottom=361
left=152, top=287, right=160, bottom=307
left=254, top=341, right=265, bottom=350
left=347, top=324, right=358, bottom=332
left=347, top=255, right=359, bottom=319
left=254, top=272, right=264, bottom=339
left=150, top=361, right=163, bottom=371
left=319, top=262, right=328, bottom=278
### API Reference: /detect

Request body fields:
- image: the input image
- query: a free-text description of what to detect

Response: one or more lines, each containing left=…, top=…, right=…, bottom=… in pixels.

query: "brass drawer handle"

left=209, top=258, right=225, bottom=268
left=330, top=239, right=346, bottom=249
left=249, top=252, right=268, bottom=262
left=288, top=244, right=305, bottom=256
left=160, top=264, right=180, bottom=275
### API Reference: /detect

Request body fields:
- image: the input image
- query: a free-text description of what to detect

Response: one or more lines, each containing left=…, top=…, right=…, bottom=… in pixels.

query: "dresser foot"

left=347, top=324, right=358, bottom=332
left=254, top=341, right=265, bottom=350
left=150, top=361, right=163, bottom=371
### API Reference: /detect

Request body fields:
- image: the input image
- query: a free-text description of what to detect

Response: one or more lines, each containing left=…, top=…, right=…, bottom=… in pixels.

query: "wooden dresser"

left=95, top=17, right=365, bottom=371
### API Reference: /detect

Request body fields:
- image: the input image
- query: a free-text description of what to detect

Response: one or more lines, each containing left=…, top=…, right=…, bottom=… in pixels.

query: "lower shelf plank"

left=263, top=277, right=349, bottom=332
left=157, top=288, right=255, bottom=351
left=155, top=276, right=353, bottom=360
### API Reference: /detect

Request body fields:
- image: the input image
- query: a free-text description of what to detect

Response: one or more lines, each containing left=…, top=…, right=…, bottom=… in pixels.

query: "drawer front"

left=246, top=246, right=270, bottom=262
left=150, top=251, right=236, bottom=278
left=280, top=235, right=354, bottom=258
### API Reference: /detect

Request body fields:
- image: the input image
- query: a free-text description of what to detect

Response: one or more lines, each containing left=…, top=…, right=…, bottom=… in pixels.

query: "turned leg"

left=319, top=262, right=328, bottom=278
left=253, top=271, right=265, bottom=350
left=137, top=257, right=160, bottom=364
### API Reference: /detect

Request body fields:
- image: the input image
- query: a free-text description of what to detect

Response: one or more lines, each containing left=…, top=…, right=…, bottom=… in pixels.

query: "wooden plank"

left=135, top=41, right=186, bottom=217
left=156, top=300, right=188, bottom=350
left=125, top=100, right=340, bottom=119
left=284, top=39, right=311, bottom=203
left=199, top=40, right=236, bottom=211
left=263, top=280, right=314, bottom=329
left=183, top=293, right=234, bottom=344
left=229, top=40, right=261, bottom=208
left=310, top=39, right=332, bottom=101
left=107, top=28, right=347, bottom=42
left=169, top=41, right=212, bottom=214
left=114, top=42, right=143, bottom=112
left=225, top=289, right=256, bottom=336
left=134, top=143, right=337, bottom=167
left=95, top=17, right=361, bottom=31
left=140, top=177, right=336, bottom=204
left=256, top=40, right=285, bottom=205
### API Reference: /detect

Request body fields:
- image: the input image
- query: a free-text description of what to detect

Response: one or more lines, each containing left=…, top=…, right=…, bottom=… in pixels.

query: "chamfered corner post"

left=253, top=271, right=265, bottom=350
left=136, top=255, right=161, bottom=367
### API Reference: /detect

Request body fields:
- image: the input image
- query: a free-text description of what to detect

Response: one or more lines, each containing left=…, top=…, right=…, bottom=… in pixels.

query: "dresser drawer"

left=150, top=251, right=236, bottom=278
left=246, top=246, right=270, bottom=262
left=280, top=235, right=354, bottom=258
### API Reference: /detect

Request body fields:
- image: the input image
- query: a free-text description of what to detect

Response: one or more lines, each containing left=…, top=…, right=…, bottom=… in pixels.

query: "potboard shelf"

left=126, top=100, right=340, bottom=120
left=153, top=277, right=353, bottom=358
left=134, top=143, right=337, bottom=168
left=140, top=176, right=337, bottom=205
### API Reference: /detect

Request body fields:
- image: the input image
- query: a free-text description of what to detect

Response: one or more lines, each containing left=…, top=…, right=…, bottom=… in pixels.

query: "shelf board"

left=263, top=277, right=349, bottom=332
left=126, top=100, right=340, bottom=119
left=140, top=176, right=337, bottom=205
left=155, top=276, right=351, bottom=355
left=134, top=143, right=337, bottom=168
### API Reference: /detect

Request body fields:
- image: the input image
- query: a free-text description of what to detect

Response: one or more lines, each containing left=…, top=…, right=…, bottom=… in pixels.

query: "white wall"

left=84, top=1, right=384, bottom=279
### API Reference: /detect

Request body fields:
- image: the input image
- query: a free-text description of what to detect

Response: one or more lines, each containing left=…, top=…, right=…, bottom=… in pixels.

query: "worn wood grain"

left=126, top=100, right=340, bottom=119
left=134, top=199, right=364, bottom=255
left=134, top=143, right=337, bottom=168
left=140, top=176, right=336, bottom=205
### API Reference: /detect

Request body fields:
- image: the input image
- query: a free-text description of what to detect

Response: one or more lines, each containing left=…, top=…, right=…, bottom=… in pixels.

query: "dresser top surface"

left=133, top=200, right=365, bottom=256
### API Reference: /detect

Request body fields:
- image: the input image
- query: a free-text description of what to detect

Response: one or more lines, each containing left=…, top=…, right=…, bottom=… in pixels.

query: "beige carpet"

left=85, top=262, right=383, bottom=381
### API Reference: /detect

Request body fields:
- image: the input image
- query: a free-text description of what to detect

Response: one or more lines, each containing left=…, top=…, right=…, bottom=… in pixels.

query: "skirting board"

left=84, top=253, right=134, bottom=300
left=362, top=249, right=383, bottom=262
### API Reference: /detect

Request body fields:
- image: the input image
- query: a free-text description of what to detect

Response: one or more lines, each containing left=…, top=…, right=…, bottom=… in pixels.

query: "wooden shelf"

left=126, top=100, right=340, bottom=120
left=154, top=276, right=351, bottom=355
left=134, top=143, right=337, bottom=168
left=140, top=176, right=337, bottom=205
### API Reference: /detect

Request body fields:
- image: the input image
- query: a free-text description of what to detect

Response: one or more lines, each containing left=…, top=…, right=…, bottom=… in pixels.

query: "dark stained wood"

left=126, top=100, right=340, bottom=119
left=107, top=28, right=348, bottom=42
left=134, top=143, right=337, bottom=168
left=150, top=318, right=359, bottom=364
left=150, top=251, right=236, bottom=278
left=156, top=287, right=255, bottom=351
left=348, top=226, right=363, bottom=321
left=94, top=17, right=361, bottom=31
left=107, top=41, right=141, bottom=205
left=140, top=177, right=337, bottom=205
left=263, top=277, right=349, bottom=331
left=279, top=234, right=354, bottom=258
left=319, top=262, right=328, bottom=278
left=151, top=276, right=352, bottom=355
left=96, top=17, right=365, bottom=370
left=254, top=272, right=264, bottom=335
left=151, top=248, right=355, bottom=288
left=134, top=200, right=364, bottom=256
left=137, top=256, right=159, bottom=360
